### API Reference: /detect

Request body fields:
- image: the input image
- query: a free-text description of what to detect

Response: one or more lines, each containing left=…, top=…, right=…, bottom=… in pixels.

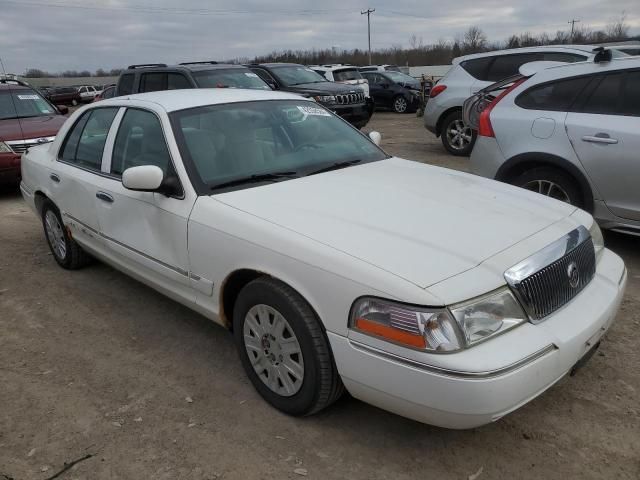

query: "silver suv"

left=424, top=45, right=602, bottom=156
left=470, top=54, right=640, bottom=235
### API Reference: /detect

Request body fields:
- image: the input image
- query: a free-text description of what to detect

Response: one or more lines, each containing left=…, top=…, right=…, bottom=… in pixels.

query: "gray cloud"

left=0, top=0, right=637, bottom=73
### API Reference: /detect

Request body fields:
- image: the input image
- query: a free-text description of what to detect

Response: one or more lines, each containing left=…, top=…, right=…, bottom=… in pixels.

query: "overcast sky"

left=0, top=0, right=638, bottom=74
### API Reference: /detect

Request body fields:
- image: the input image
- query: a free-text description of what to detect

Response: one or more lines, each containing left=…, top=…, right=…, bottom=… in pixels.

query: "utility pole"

left=568, top=19, right=580, bottom=40
left=361, top=8, right=375, bottom=64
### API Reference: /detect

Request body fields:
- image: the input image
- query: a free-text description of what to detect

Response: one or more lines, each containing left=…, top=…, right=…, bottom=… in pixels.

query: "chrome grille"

left=505, top=226, right=596, bottom=321
left=335, top=92, right=365, bottom=105
left=6, top=136, right=55, bottom=154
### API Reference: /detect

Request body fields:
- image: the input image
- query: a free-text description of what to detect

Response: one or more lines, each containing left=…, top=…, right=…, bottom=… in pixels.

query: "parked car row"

left=19, top=86, right=626, bottom=429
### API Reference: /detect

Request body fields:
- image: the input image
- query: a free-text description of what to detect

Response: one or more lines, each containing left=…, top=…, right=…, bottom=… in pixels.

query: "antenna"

left=0, top=57, right=28, bottom=149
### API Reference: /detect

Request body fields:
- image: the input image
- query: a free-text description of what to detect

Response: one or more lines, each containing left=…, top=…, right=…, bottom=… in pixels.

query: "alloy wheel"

left=44, top=210, right=67, bottom=260
left=446, top=119, right=473, bottom=150
left=394, top=97, right=408, bottom=113
left=243, top=304, right=305, bottom=397
left=522, top=180, right=571, bottom=203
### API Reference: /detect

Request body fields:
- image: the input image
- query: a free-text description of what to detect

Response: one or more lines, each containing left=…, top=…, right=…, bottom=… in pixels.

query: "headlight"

left=449, top=288, right=527, bottom=346
left=588, top=220, right=604, bottom=262
left=0, top=141, right=14, bottom=154
left=314, top=95, right=336, bottom=104
left=351, top=288, right=527, bottom=352
left=351, top=298, right=463, bottom=352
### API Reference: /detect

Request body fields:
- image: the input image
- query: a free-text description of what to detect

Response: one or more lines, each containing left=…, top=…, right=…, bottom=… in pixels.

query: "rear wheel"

left=441, top=110, right=476, bottom=156
left=41, top=201, right=91, bottom=269
left=233, top=277, right=343, bottom=416
left=510, top=167, right=583, bottom=207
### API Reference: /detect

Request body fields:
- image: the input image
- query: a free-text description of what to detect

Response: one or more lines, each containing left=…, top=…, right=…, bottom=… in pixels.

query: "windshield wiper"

left=210, top=171, right=298, bottom=191
left=306, top=159, right=362, bottom=176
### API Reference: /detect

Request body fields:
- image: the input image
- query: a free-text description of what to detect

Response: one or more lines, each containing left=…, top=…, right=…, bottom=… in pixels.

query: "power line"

left=361, top=8, right=375, bottom=65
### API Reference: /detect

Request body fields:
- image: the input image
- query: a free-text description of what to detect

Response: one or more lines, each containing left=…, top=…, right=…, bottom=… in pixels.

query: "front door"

left=566, top=70, right=640, bottom=221
left=94, top=107, right=196, bottom=298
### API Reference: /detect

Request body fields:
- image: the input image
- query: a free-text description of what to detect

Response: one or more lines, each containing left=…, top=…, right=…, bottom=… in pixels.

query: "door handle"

left=49, top=173, right=60, bottom=183
left=96, top=191, right=114, bottom=203
left=581, top=134, right=618, bottom=145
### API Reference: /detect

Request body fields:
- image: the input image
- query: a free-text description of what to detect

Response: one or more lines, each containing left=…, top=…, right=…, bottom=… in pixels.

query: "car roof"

left=454, top=45, right=598, bottom=64
left=0, top=84, right=32, bottom=91
left=522, top=55, right=640, bottom=84
left=99, top=88, right=309, bottom=112
left=309, top=64, right=358, bottom=70
left=250, top=63, right=304, bottom=68
left=124, top=63, right=247, bottom=73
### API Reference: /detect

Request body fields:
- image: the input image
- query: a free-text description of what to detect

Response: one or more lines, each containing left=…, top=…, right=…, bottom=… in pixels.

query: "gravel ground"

left=1, top=112, right=639, bottom=480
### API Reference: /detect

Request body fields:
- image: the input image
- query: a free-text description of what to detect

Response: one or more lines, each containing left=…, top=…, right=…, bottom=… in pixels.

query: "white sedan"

left=20, top=89, right=626, bottom=429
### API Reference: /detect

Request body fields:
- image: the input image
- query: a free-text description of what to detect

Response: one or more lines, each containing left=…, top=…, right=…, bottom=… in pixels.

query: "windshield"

left=333, top=69, right=363, bottom=82
left=193, top=69, right=271, bottom=90
left=0, top=89, right=57, bottom=120
left=171, top=100, right=387, bottom=192
left=271, top=66, right=327, bottom=86
left=384, top=72, right=419, bottom=86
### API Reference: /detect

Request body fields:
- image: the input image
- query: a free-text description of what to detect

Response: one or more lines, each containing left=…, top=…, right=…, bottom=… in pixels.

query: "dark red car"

left=0, top=81, right=68, bottom=186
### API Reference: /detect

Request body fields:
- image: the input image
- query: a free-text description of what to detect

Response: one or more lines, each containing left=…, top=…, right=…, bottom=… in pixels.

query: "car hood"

left=285, top=82, right=361, bottom=95
left=0, top=115, right=67, bottom=141
left=214, top=158, right=575, bottom=289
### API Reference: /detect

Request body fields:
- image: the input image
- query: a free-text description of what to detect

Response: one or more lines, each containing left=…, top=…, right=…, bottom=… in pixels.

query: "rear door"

left=565, top=70, right=640, bottom=220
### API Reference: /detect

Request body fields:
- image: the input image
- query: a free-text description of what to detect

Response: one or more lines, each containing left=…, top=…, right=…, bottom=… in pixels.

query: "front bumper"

left=0, top=153, right=21, bottom=184
left=329, top=248, right=626, bottom=429
left=328, top=103, right=372, bottom=128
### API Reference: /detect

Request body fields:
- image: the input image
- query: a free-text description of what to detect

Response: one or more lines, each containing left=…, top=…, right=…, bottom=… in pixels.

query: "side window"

left=581, top=73, right=625, bottom=115
left=543, top=52, right=587, bottom=63
left=118, top=74, right=135, bottom=95
left=79, top=87, right=86, bottom=93
left=516, top=76, right=591, bottom=111
left=623, top=71, right=640, bottom=116
left=140, top=73, right=167, bottom=93
left=460, top=57, right=493, bottom=80
left=111, top=109, right=172, bottom=177
left=167, top=73, right=191, bottom=90
left=103, top=87, right=115, bottom=99
left=59, top=108, right=118, bottom=170
left=252, top=68, right=276, bottom=85
left=486, top=54, right=539, bottom=82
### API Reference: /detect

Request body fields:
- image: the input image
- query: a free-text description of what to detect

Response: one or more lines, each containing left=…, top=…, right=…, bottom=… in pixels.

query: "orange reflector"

left=355, top=318, right=426, bottom=349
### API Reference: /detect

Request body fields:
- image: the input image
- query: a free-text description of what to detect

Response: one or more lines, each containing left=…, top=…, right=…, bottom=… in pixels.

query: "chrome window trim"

left=349, top=340, right=556, bottom=380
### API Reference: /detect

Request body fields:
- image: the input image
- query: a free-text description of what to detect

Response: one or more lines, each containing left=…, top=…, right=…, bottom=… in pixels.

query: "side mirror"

left=56, top=105, right=69, bottom=115
left=122, top=165, right=164, bottom=192
left=369, top=131, right=382, bottom=146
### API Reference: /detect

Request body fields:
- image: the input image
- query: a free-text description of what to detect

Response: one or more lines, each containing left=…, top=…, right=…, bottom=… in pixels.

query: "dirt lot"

left=1, top=112, right=639, bottom=480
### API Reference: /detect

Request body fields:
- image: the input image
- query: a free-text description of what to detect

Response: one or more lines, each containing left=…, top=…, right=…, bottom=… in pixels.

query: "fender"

left=495, top=152, right=595, bottom=212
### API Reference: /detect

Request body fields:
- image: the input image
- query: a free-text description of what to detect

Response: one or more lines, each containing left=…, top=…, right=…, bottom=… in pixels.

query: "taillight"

left=429, top=84, right=447, bottom=98
left=478, top=78, right=526, bottom=138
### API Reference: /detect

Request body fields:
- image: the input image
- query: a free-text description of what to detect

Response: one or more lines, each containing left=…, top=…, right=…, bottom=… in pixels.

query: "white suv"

left=470, top=54, right=640, bottom=235
left=424, top=45, right=606, bottom=156
left=309, top=64, right=370, bottom=97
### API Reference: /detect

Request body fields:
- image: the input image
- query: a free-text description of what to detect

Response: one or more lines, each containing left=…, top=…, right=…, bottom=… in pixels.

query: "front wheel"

left=392, top=95, right=409, bottom=114
left=510, top=167, right=583, bottom=208
left=233, top=277, right=343, bottom=416
left=441, top=111, right=476, bottom=156
left=42, top=201, right=91, bottom=269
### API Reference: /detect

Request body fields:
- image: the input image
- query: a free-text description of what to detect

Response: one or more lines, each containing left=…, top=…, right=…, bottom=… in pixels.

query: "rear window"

left=333, top=69, right=363, bottom=81
left=516, top=76, right=591, bottom=111
left=460, top=57, right=493, bottom=80
left=118, top=74, right=135, bottom=95
left=487, top=54, right=539, bottom=82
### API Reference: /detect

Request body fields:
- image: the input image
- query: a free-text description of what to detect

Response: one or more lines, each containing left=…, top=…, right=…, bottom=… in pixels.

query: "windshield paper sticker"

left=17, top=95, right=40, bottom=100
left=297, top=105, right=330, bottom=117
left=244, top=72, right=259, bottom=77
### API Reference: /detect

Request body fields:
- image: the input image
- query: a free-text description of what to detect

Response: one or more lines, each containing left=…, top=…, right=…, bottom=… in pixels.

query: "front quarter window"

left=171, top=100, right=387, bottom=193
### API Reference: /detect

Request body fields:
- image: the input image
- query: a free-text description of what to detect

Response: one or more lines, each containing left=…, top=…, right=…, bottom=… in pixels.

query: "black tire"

left=392, top=95, right=409, bottom=114
left=510, top=167, right=583, bottom=208
left=440, top=110, right=476, bottom=156
left=41, top=201, right=91, bottom=270
left=233, top=277, right=344, bottom=416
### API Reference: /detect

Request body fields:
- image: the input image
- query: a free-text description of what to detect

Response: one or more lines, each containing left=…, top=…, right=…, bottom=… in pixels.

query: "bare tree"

left=606, top=12, right=629, bottom=41
left=462, top=26, right=488, bottom=53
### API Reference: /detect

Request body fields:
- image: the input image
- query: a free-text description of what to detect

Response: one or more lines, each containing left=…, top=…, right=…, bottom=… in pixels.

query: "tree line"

left=24, top=15, right=635, bottom=77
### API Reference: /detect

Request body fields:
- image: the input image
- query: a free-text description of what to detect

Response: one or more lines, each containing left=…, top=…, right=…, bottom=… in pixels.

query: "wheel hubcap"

left=446, top=119, right=472, bottom=150
left=44, top=210, right=67, bottom=260
left=395, top=98, right=407, bottom=112
left=243, top=304, right=304, bottom=397
left=522, top=180, right=571, bottom=203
